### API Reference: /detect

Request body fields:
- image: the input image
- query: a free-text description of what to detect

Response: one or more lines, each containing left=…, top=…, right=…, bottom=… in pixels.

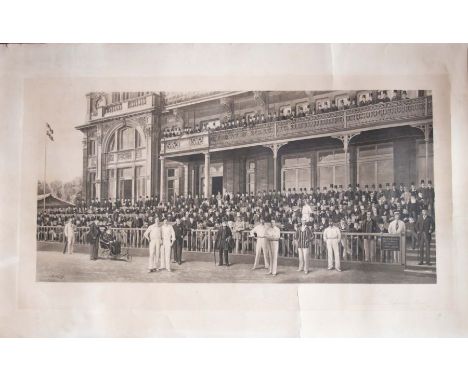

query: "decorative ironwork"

left=210, top=122, right=276, bottom=148
left=166, top=140, right=181, bottom=151
left=160, top=96, right=432, bottom=155
left=190, top=136, right=206, bottom=146
left=117, top=150, right=133, bottom=161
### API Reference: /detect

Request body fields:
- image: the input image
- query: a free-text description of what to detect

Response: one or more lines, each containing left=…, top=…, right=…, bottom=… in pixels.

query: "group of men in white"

left=60, top=206, right=407, bottom=276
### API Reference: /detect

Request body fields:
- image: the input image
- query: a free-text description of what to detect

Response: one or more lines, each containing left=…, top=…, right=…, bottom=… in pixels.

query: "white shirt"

left=161, top=224, right=175, bottom=244
left=302, top=204, right=312, bottom=220
left=144, top=223, right=162, bottom=242
left=323, top=226, right=341, bottom=241
left=267, top=226, right=281, bottom=241
left=63, top=222, right=74, bottom=238
left=388, top=219, right=405, bottom=234
left=250, top=224, right=267, bottom=239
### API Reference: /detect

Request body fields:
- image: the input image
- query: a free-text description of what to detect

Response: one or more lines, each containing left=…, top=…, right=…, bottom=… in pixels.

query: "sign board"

left=382, top=236, right=401, bottom=251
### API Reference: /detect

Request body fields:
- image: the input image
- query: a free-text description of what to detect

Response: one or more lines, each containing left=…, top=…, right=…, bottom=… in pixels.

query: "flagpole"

left=44, top=126, right=47, bottom=211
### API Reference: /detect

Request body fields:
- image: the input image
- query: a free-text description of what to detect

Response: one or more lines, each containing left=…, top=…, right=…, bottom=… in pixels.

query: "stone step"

left=404, top=260, right=436, bottom=274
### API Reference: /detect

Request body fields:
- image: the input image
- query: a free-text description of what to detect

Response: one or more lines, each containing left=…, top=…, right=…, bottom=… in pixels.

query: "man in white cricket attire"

left=266, top=219, right=281, bottom=276
left=63, top=218, right=75, bottom=255
left=323, top=220, right=342, bottom=271
left=144, top=217, right=162, bottom=273
left=160, top=218, right=175, bottom=272
left=250, top=218, right=270, bottom=270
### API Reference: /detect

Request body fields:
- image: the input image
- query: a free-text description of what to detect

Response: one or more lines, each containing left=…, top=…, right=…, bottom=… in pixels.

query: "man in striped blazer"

left=294, top=218, right=314, bottom=274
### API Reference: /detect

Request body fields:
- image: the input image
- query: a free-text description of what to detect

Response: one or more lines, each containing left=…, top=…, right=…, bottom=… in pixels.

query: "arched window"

left=108, top=133, right=115, bottom=152
left=118, top=127, right=134, bottom=150
left=135, top=129, right=144, bottom=148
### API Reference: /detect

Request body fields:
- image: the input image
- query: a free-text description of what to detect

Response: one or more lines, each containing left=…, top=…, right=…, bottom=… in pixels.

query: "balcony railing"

left=161, top=96, right=432, bottom=155
left=90, top=94, right=156, bottom=121
left=37, top=226, right=406, bottom=265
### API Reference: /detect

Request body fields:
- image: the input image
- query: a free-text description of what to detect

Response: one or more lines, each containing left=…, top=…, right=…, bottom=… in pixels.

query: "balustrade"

left=37, top=226, right=405, bottom=265
left=161, top=96, right=432, bottom=155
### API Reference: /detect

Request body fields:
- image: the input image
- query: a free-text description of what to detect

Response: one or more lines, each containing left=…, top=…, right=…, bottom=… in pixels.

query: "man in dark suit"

left=214, top=219, right=233, bottom=266
left=88, top=219, right=101, bottom=261
left=172, top=217, right=187, bottom=265
left=415, top=208, right=435, bottom=265
left=361, top=211, right=380, bottom=262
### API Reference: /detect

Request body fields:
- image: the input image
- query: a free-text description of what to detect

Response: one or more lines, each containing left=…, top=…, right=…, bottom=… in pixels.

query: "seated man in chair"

left=100, top=228, right=118, bottom=257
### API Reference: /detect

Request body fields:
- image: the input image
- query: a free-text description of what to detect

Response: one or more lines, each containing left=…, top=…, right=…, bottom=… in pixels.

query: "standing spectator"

left=294, top=218, right=313, bottom=274
left=160, top=218, right=175, bottom=271
left=250, top=218, right=270, bottom=270
left=63, top=218, right=75, bottom=255
left=323, top=220, right=342, bottom=272
left=388, top=211, right=406, bottom=263
left=362, top=211, right=379, bottom=262
left=87, top=219, right=100, bottom=261
left=415, top=208, right=435, bottom=265
left=214, top=219, right=233, bottom=266
left=143, top=217, right=162, bottom=273
left=172, top=217, right=186, bottom=265
left=266, top=218, right=281, bottom=276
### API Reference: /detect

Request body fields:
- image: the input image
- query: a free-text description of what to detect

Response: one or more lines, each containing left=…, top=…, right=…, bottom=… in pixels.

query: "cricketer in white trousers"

left=160, top=223, right=176, bottom=271
left=267, top=225, right=281, bottom=275
left=323, top=225, right=342, bottom=271
left=144, top=223, right=162, bottom=271
left=63, top=222, right=75, bottom=254
left=250, top=223, right=270, bottom=269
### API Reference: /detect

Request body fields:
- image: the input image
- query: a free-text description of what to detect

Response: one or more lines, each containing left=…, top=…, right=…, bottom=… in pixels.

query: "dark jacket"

left=214, top=226, right=233, bottom=252
left=173, top=223, right=187, bottom=242
left=415, top=215, right=435, bottom=236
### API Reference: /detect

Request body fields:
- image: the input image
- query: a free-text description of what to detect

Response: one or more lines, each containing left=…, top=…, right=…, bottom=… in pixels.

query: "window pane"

left=377, top=143, right=393, bottom=155
left=358, top=145, right=376, bottom=158
left=283, top=169, right=296, bottom=190
left=377, top=159, right=394, bottom=185
left=284, top=157, right=310, bottom=167
left=334, top=165, right=345, bottom=187
left=333, top=149, right=345, bottom=161
left=119, top=128, right=134, bottom=150
left=417, top=156, right=434, bottom=184
left=318, top=151, right=334, bottom=164
left=297, top=168, right=311, bottom=190
left=318, top=166, right=333, bottom=189
left=358, top=162, right=375, bottom=186
left=167, top=168, right=175, bottom=177
left=417, top=141, right=433, bottom=156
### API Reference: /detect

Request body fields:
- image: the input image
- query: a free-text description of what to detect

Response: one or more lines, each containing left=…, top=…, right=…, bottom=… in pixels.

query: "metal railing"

left=37, top=226, right=406, bottom=265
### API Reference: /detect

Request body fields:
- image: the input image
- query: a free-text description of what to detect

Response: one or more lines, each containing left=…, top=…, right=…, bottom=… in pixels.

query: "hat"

left=378, top=184, right=382, bottom=188
left=348, top=184, right=352, bottom=188
left=386, top=183, right=390, bottom=186
left=356, top=184, right=360, bottom=187
left=365, top=185, right=369, bottom=188
left=428, top=180, right=432, bottom=185
left=420, top=180, right=425, bottom=184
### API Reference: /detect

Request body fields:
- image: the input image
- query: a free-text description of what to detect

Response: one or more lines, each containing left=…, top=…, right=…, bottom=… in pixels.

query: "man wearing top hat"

left=214, top=219, right=233, bottom=266
left=415, top=208, right=435, bottom=265
left=172, top=216, right=187, bottom=265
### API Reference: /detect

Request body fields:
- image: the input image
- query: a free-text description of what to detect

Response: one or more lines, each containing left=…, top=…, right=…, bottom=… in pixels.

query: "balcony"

left=161, top=96, right=433, bottom=156
left=106, top=148, right=146, bottom=164
left=90, top=94, right=157, bottom=121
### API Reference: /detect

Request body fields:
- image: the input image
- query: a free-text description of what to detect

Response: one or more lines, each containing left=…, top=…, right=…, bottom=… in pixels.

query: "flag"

left=46, top=123, right=54, bottom=141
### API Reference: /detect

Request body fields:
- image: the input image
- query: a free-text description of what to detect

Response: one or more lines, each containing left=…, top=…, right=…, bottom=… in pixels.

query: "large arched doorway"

left=103, top=125, right=147, bottom=202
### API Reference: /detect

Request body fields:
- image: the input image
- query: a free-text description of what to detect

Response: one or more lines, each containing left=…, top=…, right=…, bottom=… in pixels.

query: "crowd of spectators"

left=163, top=90, right=410, bottom=138
left=37, top=179, right=434, bottom=252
